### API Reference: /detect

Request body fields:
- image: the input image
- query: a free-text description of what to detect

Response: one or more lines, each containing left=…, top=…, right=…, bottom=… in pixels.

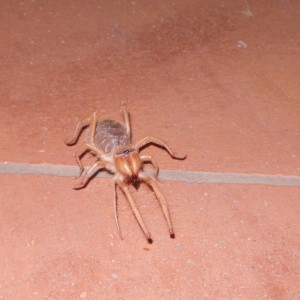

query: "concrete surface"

left=0, top=0, right=300, bottom=299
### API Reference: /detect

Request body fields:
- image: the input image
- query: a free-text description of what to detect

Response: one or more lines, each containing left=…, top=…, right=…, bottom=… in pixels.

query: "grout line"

left=1, top=162, right=300, bottom=187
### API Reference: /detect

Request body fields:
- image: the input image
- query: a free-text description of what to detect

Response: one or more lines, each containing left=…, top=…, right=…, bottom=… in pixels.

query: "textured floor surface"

left=0, top=0, right=300, bottom=299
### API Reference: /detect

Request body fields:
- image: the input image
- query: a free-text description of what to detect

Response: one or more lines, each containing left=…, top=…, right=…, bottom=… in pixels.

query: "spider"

left=65, top=104, right=186, bottom=243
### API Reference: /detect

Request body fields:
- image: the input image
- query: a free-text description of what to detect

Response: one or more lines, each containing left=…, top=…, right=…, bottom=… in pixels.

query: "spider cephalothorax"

left=65, top=104, right=186, bottom=243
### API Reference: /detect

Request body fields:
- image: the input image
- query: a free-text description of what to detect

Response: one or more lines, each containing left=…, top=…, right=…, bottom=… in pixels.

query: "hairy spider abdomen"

left=88, top=120, right=130, bottom=154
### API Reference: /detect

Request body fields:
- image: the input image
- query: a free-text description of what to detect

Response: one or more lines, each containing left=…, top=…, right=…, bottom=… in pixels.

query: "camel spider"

left=65, top=104, right=186, bottom=243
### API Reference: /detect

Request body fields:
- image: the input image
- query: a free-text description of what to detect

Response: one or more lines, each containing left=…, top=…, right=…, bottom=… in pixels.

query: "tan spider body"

left=65, top=105, right=185, bottom=243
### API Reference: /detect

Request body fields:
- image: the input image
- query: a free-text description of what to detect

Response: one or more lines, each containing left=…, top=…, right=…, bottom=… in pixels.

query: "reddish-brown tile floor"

left=1, top=175, right=300, bottom=299
left=1, top=0, right=299, bottom=175
left=1, top=0, right=300, bottom=299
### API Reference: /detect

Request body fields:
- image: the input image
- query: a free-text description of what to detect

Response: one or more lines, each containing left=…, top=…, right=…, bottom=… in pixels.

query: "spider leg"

left=139, top=172, right=174, bottom=238
left=113, top=181, right=123, bottom=240
left=73, top=161, right=106, bottom=189
left=120, top=103, right=131, bottom=137
left=85, top=143, right=105, bottom=158
left=89, top=111, right=98, bottom=146
left=66, top=112, right=105, bottom=174
left=73, top=143, right=90, bottom=176
left=115, top=177, right=152, bottom=243
left=140, top=155, right=159, bottom=178
left=85, top=112, right=106, bottom=158
left=65, top=116, right=91, bottom=146
left=134, top=136, right=186, bottom=160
